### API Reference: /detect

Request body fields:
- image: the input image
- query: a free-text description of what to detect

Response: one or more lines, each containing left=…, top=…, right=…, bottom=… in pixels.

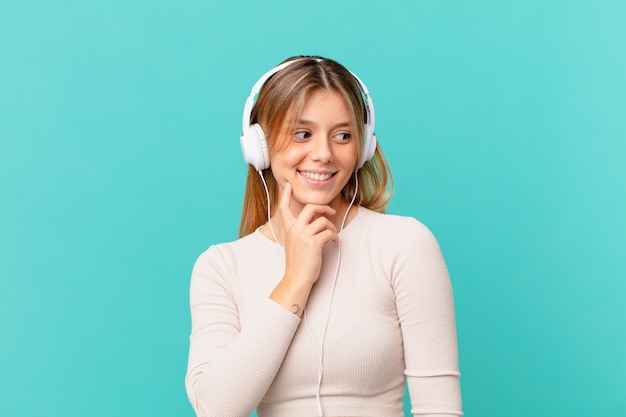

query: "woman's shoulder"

left=357, top=206, right=434, bottom=236
left=354, top=206, right=442, bottom=253
left=195, top=230, right=265, bottom=265
left=354, top=207, right=446, bottom=268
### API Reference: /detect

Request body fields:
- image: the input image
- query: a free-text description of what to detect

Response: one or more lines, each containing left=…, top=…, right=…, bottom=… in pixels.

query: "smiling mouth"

left=299, top=171, right=335, bottom=181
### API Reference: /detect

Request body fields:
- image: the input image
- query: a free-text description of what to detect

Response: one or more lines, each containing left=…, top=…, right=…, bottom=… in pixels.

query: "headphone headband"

left=241, top=59, right=305, bottom=135
left=240, top=58, right=377, bottom=171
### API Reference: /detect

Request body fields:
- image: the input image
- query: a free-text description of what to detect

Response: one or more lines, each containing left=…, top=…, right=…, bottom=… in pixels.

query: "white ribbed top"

left=186, top=207, right=462, bottom=417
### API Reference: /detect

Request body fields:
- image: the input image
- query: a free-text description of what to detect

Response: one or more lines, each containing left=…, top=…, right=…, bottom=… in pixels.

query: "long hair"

left=239, top=56, right=393, bottom=238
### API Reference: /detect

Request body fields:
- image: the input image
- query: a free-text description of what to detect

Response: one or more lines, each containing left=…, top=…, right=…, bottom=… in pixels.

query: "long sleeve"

left=185, top=210, right=462, bottom=417
left=391, top=219, right=463, bottom=416
left=185, top=245, right=301, bottom=417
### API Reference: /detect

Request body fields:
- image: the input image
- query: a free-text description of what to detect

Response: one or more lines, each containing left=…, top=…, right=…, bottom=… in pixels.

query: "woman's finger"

left=306, top=216, right=338, bottom=236
left=294, top=204, right=336, bottom=226
left=278, top=182, right=296, bottom=225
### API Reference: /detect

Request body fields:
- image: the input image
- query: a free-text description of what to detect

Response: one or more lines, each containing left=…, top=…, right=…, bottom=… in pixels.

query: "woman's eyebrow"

left=296, top=119, right=352, bottom=128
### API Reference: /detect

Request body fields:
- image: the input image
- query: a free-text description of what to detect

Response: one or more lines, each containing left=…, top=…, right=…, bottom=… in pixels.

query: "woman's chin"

left=291, top=191, right=346, bottom=210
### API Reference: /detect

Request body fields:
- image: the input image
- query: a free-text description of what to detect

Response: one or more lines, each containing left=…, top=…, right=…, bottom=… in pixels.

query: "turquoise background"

left=1, top=1, right=625, bottom=416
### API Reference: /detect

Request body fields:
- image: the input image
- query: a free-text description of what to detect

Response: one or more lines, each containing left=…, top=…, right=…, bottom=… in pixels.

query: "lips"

left=298, top=171, right=335, bottom=181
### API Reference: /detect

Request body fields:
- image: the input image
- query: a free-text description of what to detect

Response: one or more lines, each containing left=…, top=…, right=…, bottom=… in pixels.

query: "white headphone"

left=240, top=58, right=377, bottom=171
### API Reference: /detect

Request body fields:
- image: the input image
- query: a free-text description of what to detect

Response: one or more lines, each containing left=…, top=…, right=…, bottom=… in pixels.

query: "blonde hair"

left=239, top=56, right=393, bottom=237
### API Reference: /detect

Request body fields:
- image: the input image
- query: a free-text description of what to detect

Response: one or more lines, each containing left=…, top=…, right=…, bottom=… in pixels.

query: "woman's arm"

left=393, top=219, right=463, bottom=417
left=185, top=246, right=301, bottom=417
left=269, top=182, right=339, bottom=317
left=186, top=184, right=340, bottom=417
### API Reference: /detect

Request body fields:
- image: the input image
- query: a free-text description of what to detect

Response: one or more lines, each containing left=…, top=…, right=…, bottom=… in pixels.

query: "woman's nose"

left=309, top=136, right=333, bottom=163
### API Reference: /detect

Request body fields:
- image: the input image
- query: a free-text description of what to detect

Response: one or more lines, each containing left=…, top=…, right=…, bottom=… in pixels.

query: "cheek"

left=343, top=145, right=359, bottom=169
left=269, top=151, right=300, bottom=184
left=269, top=151, right=289, bottom=171
left=271, top=147, right=303, bottom=166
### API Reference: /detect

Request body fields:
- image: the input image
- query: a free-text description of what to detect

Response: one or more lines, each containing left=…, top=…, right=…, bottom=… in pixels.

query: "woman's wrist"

left=269, top=276, right=314, bottom=317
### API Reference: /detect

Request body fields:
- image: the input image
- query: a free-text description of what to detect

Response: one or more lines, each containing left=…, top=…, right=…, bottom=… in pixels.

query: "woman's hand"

left=279, top=182, right=339, bottom=286
left=269, top=182, right=339, bottom=316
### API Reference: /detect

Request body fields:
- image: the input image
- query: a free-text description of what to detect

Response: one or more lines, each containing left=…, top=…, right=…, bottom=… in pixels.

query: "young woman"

left=185, top=56, right=463, bottom=417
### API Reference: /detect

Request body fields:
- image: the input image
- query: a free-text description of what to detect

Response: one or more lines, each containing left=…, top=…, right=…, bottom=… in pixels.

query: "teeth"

left=300, top=171, right=333, bottom=181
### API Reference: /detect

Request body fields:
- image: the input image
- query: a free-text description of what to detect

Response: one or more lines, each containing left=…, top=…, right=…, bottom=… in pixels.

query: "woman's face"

left=270, top=88, right=358, bottom=213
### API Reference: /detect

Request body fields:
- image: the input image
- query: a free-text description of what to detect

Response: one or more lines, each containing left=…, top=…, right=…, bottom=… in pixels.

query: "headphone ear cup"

left=358, top=125, right=377, bottom=168
left=240, top=123, right=270, bottom=171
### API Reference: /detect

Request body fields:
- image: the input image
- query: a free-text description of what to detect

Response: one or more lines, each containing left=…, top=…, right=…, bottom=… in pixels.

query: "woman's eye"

left=335, top=132, right=352, bottom=141
left=294, top=131, right=310, bottom=139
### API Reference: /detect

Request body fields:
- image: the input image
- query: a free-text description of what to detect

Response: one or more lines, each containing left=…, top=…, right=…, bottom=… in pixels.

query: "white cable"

left=304, top=172, right=359, bottom=417
left=259, top=169, right=360, bottom=416
left=258, top=170, right=280, bottom=248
